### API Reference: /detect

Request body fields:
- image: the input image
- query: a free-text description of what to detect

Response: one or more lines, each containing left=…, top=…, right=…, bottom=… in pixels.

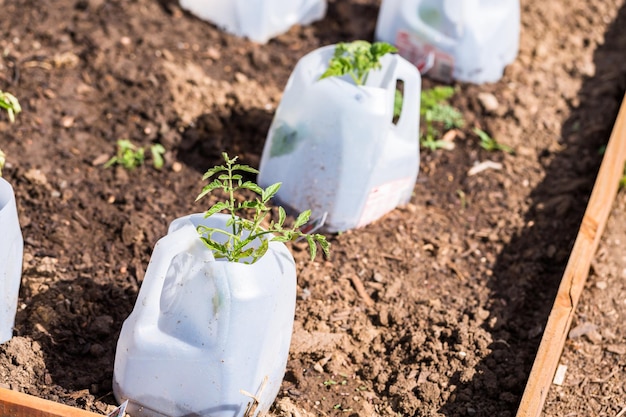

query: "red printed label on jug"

left=357, top=177, right=415, bottom=228
left=395, top=30, right=455, bottom=82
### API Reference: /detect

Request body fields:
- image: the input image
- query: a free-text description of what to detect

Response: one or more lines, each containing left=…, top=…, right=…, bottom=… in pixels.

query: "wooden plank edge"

left=516, top=92, right=626, bottom=417
left=0, top=386, right=103, bottom=417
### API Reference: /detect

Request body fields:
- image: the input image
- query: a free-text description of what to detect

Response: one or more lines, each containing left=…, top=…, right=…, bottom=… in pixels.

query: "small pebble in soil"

left=477, top=92, right=500, bottom=113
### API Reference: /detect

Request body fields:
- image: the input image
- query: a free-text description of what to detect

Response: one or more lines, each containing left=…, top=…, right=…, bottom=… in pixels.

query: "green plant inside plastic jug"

left=319, top=40, right=398, bottom=86
left=195, top=152, right=330, bottom=263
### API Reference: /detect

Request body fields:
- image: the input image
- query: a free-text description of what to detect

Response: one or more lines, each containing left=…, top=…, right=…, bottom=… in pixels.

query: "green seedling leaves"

left=196, top=153, right=330, bottom=264
left=262, top=182, right=281, bottom=203
left=0, top=90, right=21, bottom=123
left=320, top=40, right=398, bottom=86
left=105, top=139, right=166, bottom=170
left=420, top=86, right=456, bottom=112
left=278, top=206, right=287, bottom=229
left=418, top=86, right=464, bottom=151
left=0, top=90, right=21, bottom=177
left=294, top=210, right=311, bottom=229
left=473, top=128, right=513, bottom=153
left=150, top=143, right=166, bottom=169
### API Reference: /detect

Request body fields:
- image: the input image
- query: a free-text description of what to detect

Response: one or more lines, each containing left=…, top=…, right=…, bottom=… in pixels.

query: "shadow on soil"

left=177, top=107, right=274, bottom=174
left=440, top=4, right=626, bottom=416
left=174, top=0, right=381, bottom=175
left=14, top=276, right=136, bottom=403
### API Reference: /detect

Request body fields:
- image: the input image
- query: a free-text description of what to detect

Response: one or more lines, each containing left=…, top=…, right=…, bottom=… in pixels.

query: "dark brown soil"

left=1, top=0, right=626, bottom=416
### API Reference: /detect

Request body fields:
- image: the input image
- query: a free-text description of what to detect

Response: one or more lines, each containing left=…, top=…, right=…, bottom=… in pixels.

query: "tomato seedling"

left=420, top=86, right=464, bottom=150
left=319, top=40, right=398, bottom=86
left=105, top=139, right=165, bottom=170
left=196, top=153, right=329, bottom=264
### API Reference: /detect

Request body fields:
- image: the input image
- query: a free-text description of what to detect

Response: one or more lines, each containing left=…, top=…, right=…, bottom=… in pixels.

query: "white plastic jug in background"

left=258, top=45, right=421, bottom=233
left=179, top=0, right=327, bottom=44
left=113, top=213, right=296, bottom=417
left=0, top=178, right=23, bottom=344
left=375, top=0, right=520, bottom=84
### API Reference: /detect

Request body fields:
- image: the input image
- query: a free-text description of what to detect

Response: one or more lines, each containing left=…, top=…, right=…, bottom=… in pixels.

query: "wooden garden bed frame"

left=1, top=95, right=626, bottom=417
left=516, top=93, right=626, bottom=416
left=0, top=385, right=102, bottom=416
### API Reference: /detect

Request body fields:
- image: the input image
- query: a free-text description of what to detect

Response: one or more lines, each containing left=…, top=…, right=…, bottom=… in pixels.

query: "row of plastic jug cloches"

left=0, top=2, right=521, bottom=417
left=180, top=0, right=520, bottom=83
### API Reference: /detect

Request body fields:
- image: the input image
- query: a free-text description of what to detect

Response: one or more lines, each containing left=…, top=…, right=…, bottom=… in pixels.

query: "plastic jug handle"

left=133, top=222, right=210, bottom=323
left=388, top=55, right=421, bottom=138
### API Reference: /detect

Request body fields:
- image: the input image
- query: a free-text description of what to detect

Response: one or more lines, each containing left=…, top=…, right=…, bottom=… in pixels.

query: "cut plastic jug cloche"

left=375, top=0, right=520, bottom=84
left=179, top=0, right=327, bottom=44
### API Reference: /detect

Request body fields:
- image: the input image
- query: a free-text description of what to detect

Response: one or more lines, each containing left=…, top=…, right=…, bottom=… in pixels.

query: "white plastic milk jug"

left=375, top=0, right=520, bottom=83
left=0, top=178, right=23, bottom=344
left=113, top=213, right=297, bottom=417
left=178, top=0, right=327, bottom=44
left=258, top=44, right=421, bottom=233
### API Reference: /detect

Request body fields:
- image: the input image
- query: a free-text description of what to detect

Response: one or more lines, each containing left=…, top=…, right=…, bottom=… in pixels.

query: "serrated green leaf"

left=262, top=182, right=282, bottom=203
left=271, top=234, right=291, bottom=243
left=294, top=209, right=311, bottom=228
left=371, top=41, right=397, bottom=58
left=240, top=200, right=260, bottom=209
left=315, top=234, right=331, bottom=257
left=306, top=235, right=317, bottom=261
left=204, top=201, right=229, bottom=217
left=202, top=165, right=226, bottom=180
left=252, top=238, right=269, bottom=262
left=195, top=179, right=223, bottom=201
left=199, top=236, right=229, bottom=256
left=231, top=164, right=259, bottom=174
left=278, top=206, right=286, bottom=228
left=240, top=181, right=264, bottom=195
left=320, top=41, right=396, bottom=86
left=238, top=246, right=255, bottom=259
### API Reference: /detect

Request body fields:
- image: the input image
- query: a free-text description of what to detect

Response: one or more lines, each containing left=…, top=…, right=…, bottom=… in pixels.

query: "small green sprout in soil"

left=0, top=90, right=21, bottom=123
left=473, top=127, right=513, bottom=153
left=320, top=40, right=398, bottom=86
left=420, top=86, right=464, bottom=151
left=0, top=90, right=21, bottom=177
left=195, top=152, right=330, bottom=264
left=105, top=139, right=165, bottom=170
left=620, top=162, right=626, bottom=188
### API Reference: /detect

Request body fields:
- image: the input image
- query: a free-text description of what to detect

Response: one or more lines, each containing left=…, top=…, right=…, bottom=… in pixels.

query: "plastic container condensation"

left=258, top=45, right=421, bottom=233
left=178, top=0, right=327, bottom=44
left=113, top=213, right=297, bottom=417
left=0, top=178, right=23, bottom=344
left=375, top=0, right=520, bottom=84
